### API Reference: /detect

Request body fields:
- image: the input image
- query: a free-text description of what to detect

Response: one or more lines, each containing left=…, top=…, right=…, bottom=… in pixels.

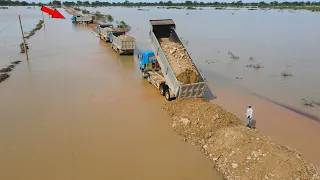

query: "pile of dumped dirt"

left=164, top=98, right=320, bottom=180
left=159, top=38, right=198, bottom=84
left=118, top=35, right=134, bottom=41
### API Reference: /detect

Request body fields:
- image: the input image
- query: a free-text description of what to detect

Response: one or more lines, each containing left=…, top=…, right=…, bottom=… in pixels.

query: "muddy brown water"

left=0, top=8, right=223, bottom=180
left=1, top=6, right=320, bottom=179
left=84, top=6, right=320, bottom=165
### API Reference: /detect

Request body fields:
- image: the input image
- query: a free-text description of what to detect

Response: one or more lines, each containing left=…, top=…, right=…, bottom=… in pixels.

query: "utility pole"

left=18, top=15, right=29, bottom=62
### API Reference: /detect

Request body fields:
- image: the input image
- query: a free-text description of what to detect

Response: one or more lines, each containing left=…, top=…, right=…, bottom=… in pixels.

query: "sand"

left=159, top=38, right=198, bottom=84
left=164, top=98, right=320, bottom=180
left=118, top=35, right=134, bottom=41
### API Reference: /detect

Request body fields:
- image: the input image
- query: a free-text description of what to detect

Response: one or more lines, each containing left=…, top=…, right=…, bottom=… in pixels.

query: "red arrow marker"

left=41, top=6, right=65, bottom=19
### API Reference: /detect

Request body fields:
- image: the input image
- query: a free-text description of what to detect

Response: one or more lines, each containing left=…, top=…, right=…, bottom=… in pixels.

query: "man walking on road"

left=246, top=104, right=253, bottom=128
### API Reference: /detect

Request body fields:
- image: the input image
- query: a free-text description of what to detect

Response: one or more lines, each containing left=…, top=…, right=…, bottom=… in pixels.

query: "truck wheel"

left=159, top=85, right=165, bottom=96
left=165, top=89, right=171, bottom=101
left=147, top=74, right=151, bottom=84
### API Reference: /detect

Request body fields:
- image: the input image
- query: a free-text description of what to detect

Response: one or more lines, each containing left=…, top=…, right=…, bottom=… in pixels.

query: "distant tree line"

left=61, top=0, right=320, bottom=7
left=0, top=0, right=62, bottom=6
left=0, top=0, right=46, bottom=6
left=1, top=0, right=320, bottom=8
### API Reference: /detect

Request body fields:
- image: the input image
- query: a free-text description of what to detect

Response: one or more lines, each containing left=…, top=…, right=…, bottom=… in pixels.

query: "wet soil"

left=164, top=98, right=320, bottom=180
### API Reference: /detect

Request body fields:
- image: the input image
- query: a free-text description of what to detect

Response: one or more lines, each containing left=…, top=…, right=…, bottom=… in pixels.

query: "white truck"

left=140, top=19, right=206, bottom=100
left=110, top=33, right=136, bottom=55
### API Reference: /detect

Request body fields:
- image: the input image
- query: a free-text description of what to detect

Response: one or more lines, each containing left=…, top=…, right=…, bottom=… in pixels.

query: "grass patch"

left=74, top=7, right=80, bottom=11
left=119, top=21, right=131, bottom=31
left=93, top=11, right=106, bottom=21
left=25, top=20, right=44, bottom=39
left=245, top=64, right=264, bottom=69
left=281, top=71, right=293, bottom=77
left=107, top=14, right=114, bottom=22
left=228, top=51, right=240, bottom=59
left=186, top=6, right=197, bottom=10
left=215, top=7, right=226, bottom=10
left=166, top=6, right=184, bottom=9
left=19, top=42, right=29, bottom=53
left=302, top=98, right=314, bottom=107
left=81, top=9, right=90, bottom=14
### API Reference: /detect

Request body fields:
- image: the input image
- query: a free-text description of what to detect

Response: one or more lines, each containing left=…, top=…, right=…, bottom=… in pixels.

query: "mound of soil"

left=159, top=38, right=198, bottom=84
left=164, top=98, right=320, bottom=180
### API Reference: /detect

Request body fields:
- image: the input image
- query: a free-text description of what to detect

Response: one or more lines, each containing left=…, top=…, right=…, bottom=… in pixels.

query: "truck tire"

left=165, top=89, right=171, bottom=101
left=147, top=74, right=151, bottom=84
left=159, top=84, right=166, bottom=96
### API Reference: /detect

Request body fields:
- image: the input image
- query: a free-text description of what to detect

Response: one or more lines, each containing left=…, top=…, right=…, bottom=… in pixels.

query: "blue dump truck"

left=71, top=15, right=93, bottom=24
left=138, top=19, right=206, bottom=101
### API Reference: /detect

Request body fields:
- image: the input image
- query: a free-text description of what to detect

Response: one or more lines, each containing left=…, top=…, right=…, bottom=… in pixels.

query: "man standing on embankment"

left=246, top=104, right=253, bottom=128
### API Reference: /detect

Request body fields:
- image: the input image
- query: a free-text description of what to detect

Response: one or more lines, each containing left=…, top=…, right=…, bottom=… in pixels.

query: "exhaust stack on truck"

left=139, top=19, right=206, bottom=101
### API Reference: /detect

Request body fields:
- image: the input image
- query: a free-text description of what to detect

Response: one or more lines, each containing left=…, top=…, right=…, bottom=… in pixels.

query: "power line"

left=0, top=20, right=18, bottom=35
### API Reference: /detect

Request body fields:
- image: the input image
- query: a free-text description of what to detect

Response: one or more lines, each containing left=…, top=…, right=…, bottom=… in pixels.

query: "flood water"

left=88, top=6, right=320, bottom=119
left=0, top=7, right=222, bottom=180
left=0, top=6, right=320, bottom=179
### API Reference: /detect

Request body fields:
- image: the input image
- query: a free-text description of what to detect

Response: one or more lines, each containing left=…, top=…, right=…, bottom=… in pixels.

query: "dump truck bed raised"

left=148, top=19, right=206, bottom=99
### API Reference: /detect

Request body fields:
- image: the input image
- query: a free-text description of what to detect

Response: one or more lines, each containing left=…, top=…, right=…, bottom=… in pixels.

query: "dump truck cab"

left=97, top=24, right=113, bottom=33
left=71, top=16, right=76, bottom=23
left=138, top=50, right=158, bottom=72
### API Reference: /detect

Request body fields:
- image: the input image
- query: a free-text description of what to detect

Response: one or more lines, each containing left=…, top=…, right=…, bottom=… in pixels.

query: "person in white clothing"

left=246, top=104, right=253, bottom=128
